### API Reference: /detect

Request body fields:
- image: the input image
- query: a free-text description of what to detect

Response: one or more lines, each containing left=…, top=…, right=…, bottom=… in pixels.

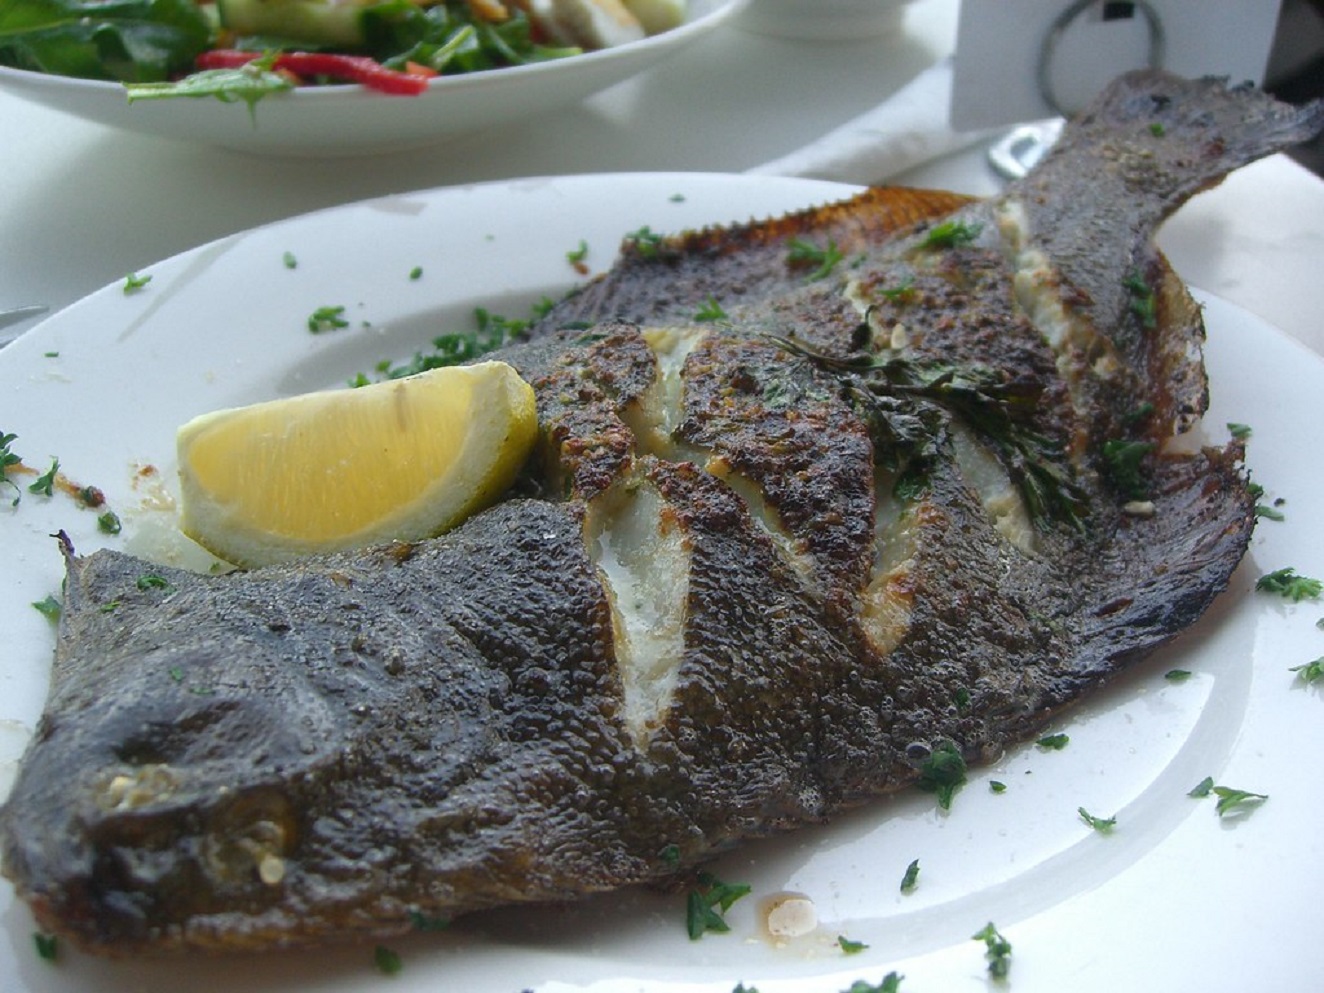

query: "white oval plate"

left=0, top=1, right=741, bottom=157
left=1, top=173, right=1322, bottom=992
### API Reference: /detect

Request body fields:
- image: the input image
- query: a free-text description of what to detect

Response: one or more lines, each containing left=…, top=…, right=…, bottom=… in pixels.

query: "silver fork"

left=0, top=306, right=50, bottom=348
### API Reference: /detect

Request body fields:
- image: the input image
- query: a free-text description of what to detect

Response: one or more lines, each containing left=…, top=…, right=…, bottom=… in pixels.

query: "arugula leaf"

left=0, top=0, right=210, bottom=83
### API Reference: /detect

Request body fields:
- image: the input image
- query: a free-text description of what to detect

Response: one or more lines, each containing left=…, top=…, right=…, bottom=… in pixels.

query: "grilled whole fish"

left=3, top=72, right=1322, bottom=955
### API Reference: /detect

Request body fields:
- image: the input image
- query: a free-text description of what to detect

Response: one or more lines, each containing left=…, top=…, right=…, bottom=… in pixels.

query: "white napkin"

left=746, top=58, right=997, bottom=185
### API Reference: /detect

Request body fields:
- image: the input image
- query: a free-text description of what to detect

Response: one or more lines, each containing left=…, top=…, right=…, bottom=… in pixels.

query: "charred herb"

left=766, top=337, right=1088, bottom=531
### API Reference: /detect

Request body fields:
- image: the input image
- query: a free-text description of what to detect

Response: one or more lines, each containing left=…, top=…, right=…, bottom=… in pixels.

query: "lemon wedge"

left=177, top=361, right=538, bottom=568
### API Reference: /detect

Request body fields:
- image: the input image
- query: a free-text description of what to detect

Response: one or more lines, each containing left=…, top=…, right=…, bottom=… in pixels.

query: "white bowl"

left=735, top=0, right=912, bottom=40
left=0, top=0, right=743, bottom=157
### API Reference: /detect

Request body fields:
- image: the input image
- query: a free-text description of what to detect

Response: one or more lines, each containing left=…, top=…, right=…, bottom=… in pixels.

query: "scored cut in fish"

left=2, top=71, right=1322, bottom=955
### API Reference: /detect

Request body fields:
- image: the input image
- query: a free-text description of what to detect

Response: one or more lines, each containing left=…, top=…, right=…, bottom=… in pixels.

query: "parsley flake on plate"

left=1036, top=732, right=1070, bottom=750
left=685, top=871, right=750, bottom=939
left=1290, top=658, right=1324, bottom=684
left=1256, top=567, right=1323, bottom=602
left=899, top=858, right=920, bottom=893
left=1078, top=806, right=1117, bottom=833
left=972, top=921, right=1012, bottom=979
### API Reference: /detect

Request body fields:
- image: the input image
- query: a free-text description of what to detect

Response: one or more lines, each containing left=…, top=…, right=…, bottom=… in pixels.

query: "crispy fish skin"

left=2, top=72, right=1320, bottom=955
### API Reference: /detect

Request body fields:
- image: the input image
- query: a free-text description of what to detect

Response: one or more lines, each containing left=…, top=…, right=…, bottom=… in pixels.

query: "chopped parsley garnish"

left=920, top=220, right=982, bottom=250
left=307, top=305, right=349, bottom=333
left=1036, top=732, right=1070, bottom=750
left=685, top=871, right=751, bottom=939
left=31, top=595, right=61, bottom=621
left=844, top=975, right=903, bottom=993
left=916, top=740, right=968, bottom=811
left=1078, top=807, right=1116, bottom=833
left=136, top=574, right=172, bottom=592
left=1149, top=122, right=1166, bottom=137
left=1188, top=777, right=1268, bottom=817
left=838, top=935, right=869, bottom=954
left=1164, top=669, right=1192, bottom=682
left=28, top=458, right=58, bottom=497
left=787, top=237, right=845, bottom=281
left=409, top=266, right=423, bottom=281
left=899, top=858, right=920, bottom=893
left=1123, top=272, right=1156, bottom=328
left=972, top=921, right=1012, bottom=979
left=32, top=932, right=58, bottom=962
left=283, top=251, right=298, bottom=269
left=766, top=342, right=1088, bottom=531
left=659, top=843, right=681, bottom=867
left=123, top=272, right=152, bottom=294
left=1289, top=658, right=1324, bottom=684
left=408, top=910, right=449, bottom=931
left=953, top=688, right=971, bottom=712
left=1211, top=786, right=1268, bottom=818
left=566, top=240, right=589, bottom=265
left=373, top=944, right=403, bottom=975
left=879, top=278, right=916, bottom=303
left=989, top=780, right=1007, bottom=794
left=1227, top=422, right=1252, bottom=440
left=2, top=431, right=24, bottom=505
left=364, top=306, right=532, bottom=382
left=1102, top=438, right=1154, bottom=499
left=625, top=225, right=665, bottom=259
left=694, top=296, right=728, bottom=322
left=1255, top=567, right=1323, bottom=602
left=1255, top=502, right=1286, bottom=522
left=97, top=510, right=123, bottom=535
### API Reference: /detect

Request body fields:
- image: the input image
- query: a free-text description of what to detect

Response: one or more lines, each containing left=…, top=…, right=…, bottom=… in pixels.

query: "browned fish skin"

left=1, top=72, right=1319, bottom=956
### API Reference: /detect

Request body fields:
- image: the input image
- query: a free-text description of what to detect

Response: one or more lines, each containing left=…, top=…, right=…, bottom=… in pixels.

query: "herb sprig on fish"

left=767, top=336, right=1089, bottom=531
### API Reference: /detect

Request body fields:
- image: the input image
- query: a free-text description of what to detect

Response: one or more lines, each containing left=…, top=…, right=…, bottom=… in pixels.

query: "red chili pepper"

left=196, top=50, right=431, bottom=96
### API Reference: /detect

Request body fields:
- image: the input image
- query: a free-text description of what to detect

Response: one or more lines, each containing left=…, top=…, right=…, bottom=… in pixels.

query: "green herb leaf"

left=1123, top=271, right=1157, bottom=328
left=373, top=944, right=402, bottom=975
left=32, top=932, right=58, bottom=962
left=989, top=780, right=1007, bottom=794
left=1211, top=786, right=1268, bottom=818
left=1102, top=438, right=1154, bottom=499
left=920, top=220, right=982, bottom=250
left=787, top=237, right=844, bottom=281
left=308, top=305, right=349, bottom=334
left=1078, top=806, right=1116, bottom=833
left=972, top=921, right=1012, bottom=980
left=408, top=266, right=423, bottom=281
left=0, top=431, right=23, bottom=506
left=1289, top=658, right=1324, bottom=684
left=407, top=910, right=449, bottom=932
left=899, top=858, right=920, bottom=893
left=625, top=225, right=665, bottom=259
left=31, top=595, right=62, bottom=621
left=694, top=296, right=728, bottom=322
left=566, top=239, right=589, bottom=265
left=283, top=251, right=298, bottom=269
left=1036, top=732, right=1070, bottom=750
left=843, top=974, right=903, bottom=993
left=123, top=272, right=152, bottom=293
left=838, top=934, right=869, bottom=954
left=1164, top=669, right=1192, bottom=682
left=916, top=740, right=967, bottom=811
left=685, top=872, right=751, bottom=939
left=1227, top=422, right=1252, bottom=440
left=97, top=510, right=123, bottom=535
left=27, top=457, right=58, bottom=497
left=659, top=843, right=681, bottom=867
left=1256, top=567, right=1323, bottom=602
left=1188, top=776, right=1214, bottom=798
